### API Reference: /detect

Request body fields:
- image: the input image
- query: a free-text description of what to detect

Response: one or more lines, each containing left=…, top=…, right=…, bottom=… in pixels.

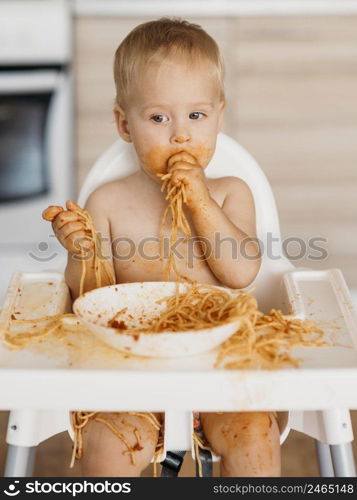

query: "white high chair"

left=2, top=133, right=357, bottom=477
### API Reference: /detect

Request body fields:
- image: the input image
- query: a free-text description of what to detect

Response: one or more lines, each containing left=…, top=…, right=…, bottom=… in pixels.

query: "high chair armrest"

left=0, top=271, right=71, bottom=332
left=281, top=268, right=357, bottom=444
left=282, top=268, right=357, bottom=348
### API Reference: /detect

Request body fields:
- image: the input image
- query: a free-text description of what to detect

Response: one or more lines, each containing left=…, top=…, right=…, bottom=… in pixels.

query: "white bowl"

left=73, top=282, right=241, bottom=358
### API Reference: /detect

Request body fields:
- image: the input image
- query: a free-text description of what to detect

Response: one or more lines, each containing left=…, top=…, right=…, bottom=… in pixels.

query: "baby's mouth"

left=163, top=150, right=199, bottom=174
left=169, top=150, right=196, bottom=160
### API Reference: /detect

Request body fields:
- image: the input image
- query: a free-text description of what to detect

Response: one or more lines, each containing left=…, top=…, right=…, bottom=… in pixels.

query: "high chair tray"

left=0, top=270, right=357, bottom=411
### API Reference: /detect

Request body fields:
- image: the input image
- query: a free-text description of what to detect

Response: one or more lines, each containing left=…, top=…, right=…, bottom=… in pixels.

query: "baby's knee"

left=201, top=412, right=280, bottom=477
left=201, top=411, right=279, bottom=458
left=81, top=412, right=161, bottom=476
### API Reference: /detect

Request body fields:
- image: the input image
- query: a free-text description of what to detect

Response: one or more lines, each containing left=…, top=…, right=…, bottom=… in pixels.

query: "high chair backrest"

left=77, top=133, right=294, bottom=312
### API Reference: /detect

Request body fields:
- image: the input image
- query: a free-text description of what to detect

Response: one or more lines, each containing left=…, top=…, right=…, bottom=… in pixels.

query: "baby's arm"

left=167, top=153, right=261, bottom=288
left=64, top=189, right=115, bottom=301
left=190, top=177, right=261, bottom=288
left=43, top=189, right=115, bottom=301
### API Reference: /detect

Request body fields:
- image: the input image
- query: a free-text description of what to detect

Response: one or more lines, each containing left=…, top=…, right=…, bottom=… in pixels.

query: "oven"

left=0, top=68, right=73, bottom=242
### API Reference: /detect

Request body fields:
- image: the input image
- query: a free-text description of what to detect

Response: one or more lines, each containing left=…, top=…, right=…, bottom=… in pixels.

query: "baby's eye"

left=189, top=112, right=205, bottom=120
left=150, top=114, right=169, bottom=123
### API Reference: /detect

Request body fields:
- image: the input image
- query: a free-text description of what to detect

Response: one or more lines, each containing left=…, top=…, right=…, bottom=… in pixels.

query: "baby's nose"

left=173, top=135, right=190, bottom=144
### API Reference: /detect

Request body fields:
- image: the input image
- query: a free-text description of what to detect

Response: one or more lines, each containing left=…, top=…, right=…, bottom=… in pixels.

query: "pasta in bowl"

left=72, top=281, right=251, bottom=358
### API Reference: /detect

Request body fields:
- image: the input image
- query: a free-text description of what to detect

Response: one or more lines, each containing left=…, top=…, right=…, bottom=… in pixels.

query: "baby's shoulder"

left=209, top=176, right=252, bottom=201
left=83, top=178, right=128, bottom=214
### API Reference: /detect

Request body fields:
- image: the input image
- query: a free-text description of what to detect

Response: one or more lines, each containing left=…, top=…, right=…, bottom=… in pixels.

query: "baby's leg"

left=81, top=412, right=162, bottom=477
left=200, top=412, right=280, bottom=477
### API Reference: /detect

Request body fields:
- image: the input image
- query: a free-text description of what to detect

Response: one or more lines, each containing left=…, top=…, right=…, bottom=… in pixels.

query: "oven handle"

left=0, top=70, right=60, bottom=94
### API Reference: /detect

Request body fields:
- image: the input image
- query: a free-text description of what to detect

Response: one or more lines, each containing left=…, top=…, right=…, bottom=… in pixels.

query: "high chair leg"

left=330, top=443, right=356, bottom=477
left=195, top=448, right=213, bottom=477
left=160, top=451, right=186, bottom=477
left=316, top=441, right=334, bottom=477
left=4, top=445, right=36, bottom=477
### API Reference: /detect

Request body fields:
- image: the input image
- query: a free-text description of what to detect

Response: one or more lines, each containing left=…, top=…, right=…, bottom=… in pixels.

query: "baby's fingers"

left=57, top=220, right=88, bottom=242
left=167, top=161, right=194, bottom=174
left=66, top=200, right=82, bottom=212
left=63, top=230, right=94, bottom=254
left=52, top=211, right=84, bottom=232
left=42, top=205, right=64, bottom=222
left=170, top=170, right=190, bottom=187
left=57, top=221, right=92, bottom=250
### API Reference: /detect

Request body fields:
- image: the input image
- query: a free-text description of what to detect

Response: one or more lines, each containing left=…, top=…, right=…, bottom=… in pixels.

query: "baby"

left=52, top=18, right=282, bottom=477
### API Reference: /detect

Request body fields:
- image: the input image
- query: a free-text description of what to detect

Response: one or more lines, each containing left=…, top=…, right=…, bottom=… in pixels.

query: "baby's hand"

left=42, top=200, right=94, bottom=254
left=167, top=151, right=210, bottom=209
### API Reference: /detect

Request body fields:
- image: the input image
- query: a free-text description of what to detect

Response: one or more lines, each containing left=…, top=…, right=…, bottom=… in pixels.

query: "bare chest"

left=109, top=179, right=225, bottom=285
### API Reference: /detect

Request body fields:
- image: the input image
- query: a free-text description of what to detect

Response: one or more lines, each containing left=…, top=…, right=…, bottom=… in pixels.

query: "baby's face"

left=115, top=57, right=225, bottom=181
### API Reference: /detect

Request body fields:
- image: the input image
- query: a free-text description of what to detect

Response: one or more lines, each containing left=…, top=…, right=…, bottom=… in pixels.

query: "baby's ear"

left=113, top=105, right=132, bottom=143
left=218, top=100, right=225, bottom=132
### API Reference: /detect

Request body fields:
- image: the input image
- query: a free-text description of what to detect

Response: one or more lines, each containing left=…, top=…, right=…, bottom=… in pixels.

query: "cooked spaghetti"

left=146, top=285, right=253, bottom=332
left=76, top=207, right=116, bottom=296
left=1, top=313, right=78, bottom=350
left=215, top=308, right=329, bottom=370
left=70, top=411, right=163, bottom=474
left=108, top=284, right=256, bottom=334
left=43, top=201, right=116, bottom=295
left=156, top=170, right=194, bottom=285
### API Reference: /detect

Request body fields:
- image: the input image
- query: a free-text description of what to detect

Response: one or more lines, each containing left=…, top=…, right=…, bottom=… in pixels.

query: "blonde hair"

left=114, top=17, right=225, bottom=108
